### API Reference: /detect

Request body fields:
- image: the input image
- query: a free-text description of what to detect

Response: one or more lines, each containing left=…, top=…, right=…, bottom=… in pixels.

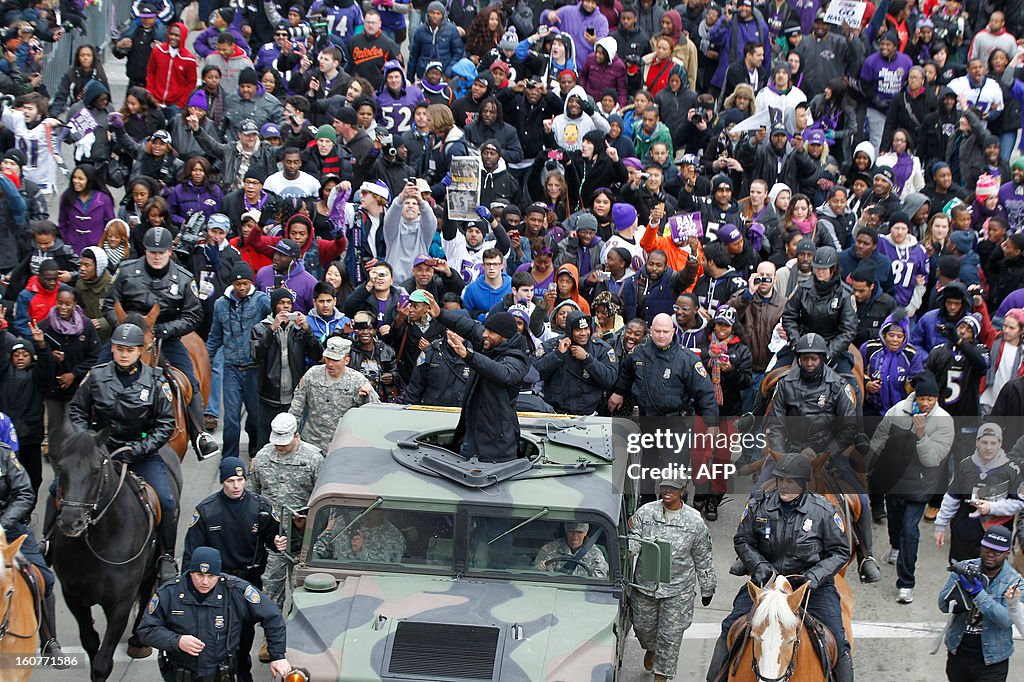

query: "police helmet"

left=206, top=213, right=231, bottom=233
left=793, top=333, right=828, bottom=355
left=774, top=452, right=812, bottom=483
left=143, top=226, right=173, bottom=252
left=111, top=323, right=145, bottom=347
left=812, top=246, right=838, bottom=269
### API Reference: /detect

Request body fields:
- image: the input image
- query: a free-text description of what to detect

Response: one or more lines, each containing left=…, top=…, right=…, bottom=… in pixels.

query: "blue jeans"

left=205, top=348, right=223, bottom=418
left=222, top=365, right=259, bottom=460
left=5, top=524, right=53, bottom=594
left=721, top=581, right=849, bottom=656
left=885, top=496, right=925, bottom=589
left=741, top=370, right=767, bottom=414
left=999, top=130, right=1019, bottom=163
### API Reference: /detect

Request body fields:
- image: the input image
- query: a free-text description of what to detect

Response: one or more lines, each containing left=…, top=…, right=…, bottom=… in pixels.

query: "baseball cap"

left=409, top=289, right=430, bottom=304
left=322, top=336, right=352, bottom=361
left=976, top=423, right=1003, bottom=441
left=873, top=166, right=895, bottom=185
left=260, top=122, right=281, bottom=139
left=239, top=119, right=260, bottom=135
left=659, top=478, right=687, bottom=490
left=565, top=522, right=589, bottom=533
left=269, top=412, right=299, bottom=445
left=718, top=223, right=742, bottom=245
left=980, top=525, right=1012, bottom=552
left=149, top=130, right=172, bottom=143
left=272, top=238, right=301, bottom=259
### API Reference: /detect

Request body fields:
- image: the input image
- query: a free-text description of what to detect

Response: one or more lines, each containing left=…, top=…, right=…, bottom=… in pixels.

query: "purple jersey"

left=999, top=180, right=1024, bottom=231
left=878, top=237, right=930, bottom=307
left=860, top=52, right=913, bottom=108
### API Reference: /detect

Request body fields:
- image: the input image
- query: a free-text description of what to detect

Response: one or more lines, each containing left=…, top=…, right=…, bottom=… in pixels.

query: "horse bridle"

left=55, top=447, right=155, bottom=565
left=0, top=562, right=40, bottom=641
left=749, top=581, right=812, bottom=682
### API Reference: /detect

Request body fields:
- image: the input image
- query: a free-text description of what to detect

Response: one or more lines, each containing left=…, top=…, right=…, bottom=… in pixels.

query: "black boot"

left=40, top=592, right=68, bottom=668
left=706, top=636, right=731, bottom=682
left=692, top=494, right=706, bottom=511
left=188, top=390, right=219, bottom=460
left=40, top=496, right=57, bottom=562
left=704, top=494, right=721, bottom=521
left=157, top=510, right=179, bottom=585
left=859, top=556, right=881, bottom=583
left=833, top=652, right=854, bottom=682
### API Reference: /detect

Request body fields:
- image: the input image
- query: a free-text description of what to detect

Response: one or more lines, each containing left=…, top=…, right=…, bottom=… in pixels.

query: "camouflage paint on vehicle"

left=284, top=404, right=642, bottom=681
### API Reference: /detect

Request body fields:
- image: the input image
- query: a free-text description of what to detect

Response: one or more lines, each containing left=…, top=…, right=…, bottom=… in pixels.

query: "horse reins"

left=749, top=582, right=813, bottom=682
left=0, top=567, right=38, bottom=641
left=56, top=447, right=155, bottom=566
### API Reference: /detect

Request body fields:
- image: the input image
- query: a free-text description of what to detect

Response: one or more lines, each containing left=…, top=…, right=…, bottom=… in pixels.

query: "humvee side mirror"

left=283, top=505, right=308, bottom=562
left=638, top=539, right=671, bottom=584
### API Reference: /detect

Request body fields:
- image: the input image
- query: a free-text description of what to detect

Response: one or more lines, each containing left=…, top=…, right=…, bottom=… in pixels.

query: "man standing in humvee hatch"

left=423, top=292, right=530, bottom=463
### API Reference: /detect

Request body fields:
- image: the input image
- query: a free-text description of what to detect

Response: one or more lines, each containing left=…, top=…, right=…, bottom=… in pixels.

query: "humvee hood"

left=287, top=573, right=618, bottom=681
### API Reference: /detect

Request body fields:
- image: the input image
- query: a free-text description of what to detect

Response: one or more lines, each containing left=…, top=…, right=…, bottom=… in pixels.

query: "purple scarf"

left=46, top=304, right=87, bottom=336
left=891, top=152, right=914, bottom=194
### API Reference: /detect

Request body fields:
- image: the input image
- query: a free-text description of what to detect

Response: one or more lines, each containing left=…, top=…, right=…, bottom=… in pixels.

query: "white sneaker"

left=885, top=548, right=899, bottom=564
left=897, top=588, right=914, bottom=604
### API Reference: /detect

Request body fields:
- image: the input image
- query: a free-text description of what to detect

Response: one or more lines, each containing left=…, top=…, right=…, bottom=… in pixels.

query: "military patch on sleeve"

left=843, top=384, right=855, bottom=405
left=147, top=594, right=159, bottom=614
left=607, top=349, right=616, bottom=363
left=271, top=507, right=280, bottom=523
left=243, top=585, right=261, bottom=604
left=189, top=510, right=200, bottom=527
left=694, top=361, right=708, bottom=378
left=189, top=280, right=200, bottom=297
left=833, top=512, right=846, bottom=533
left=627, top=515, right=636, bottom=530
left=416, top=351, right=427, bottom=366
left=161, top=382, right=173, bottom=402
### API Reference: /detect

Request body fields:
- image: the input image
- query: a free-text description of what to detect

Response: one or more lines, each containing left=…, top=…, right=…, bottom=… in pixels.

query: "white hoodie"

left=552, top=85, right=610, bottom=152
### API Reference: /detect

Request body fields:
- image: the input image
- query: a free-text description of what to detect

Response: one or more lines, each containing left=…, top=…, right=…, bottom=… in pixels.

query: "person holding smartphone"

left=544, top=0, right=610, bottom=64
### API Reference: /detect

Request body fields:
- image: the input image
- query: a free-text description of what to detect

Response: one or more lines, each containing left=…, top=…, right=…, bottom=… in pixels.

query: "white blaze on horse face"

left=752, top=580, right=800, bottom=680
left=759, top=616, right=785, bottom=679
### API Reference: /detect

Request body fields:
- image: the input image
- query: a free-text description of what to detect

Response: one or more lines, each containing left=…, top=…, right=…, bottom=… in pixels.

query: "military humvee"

left=281, top=404, right=671, bottom=681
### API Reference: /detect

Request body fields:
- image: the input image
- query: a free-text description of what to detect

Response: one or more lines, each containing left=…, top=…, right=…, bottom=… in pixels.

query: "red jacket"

left=146, top=22, right=198, bottom=108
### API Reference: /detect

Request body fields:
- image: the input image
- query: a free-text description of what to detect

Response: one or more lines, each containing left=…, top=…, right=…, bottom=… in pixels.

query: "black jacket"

left=853, top=289, right=898, bottom=349
left=614, top=338, right=719, bottom=421
left=250, top=318, right=323, bottom=405
left=67, top=361, right=175, bottom=462
left=735, top=489, right=851, bottom=588
left=183, top=490, right=279, bottom=577
left=0, top=342, right=52, bottom=447
left=535, top=317, right=619, bottom=415
left=384, top=314, right=446, bottom=384
left=782, top=277, right=858, bottom=364
left=404, top=339, right=475, bottom=407
left=438, top=310, right=530, bottom=463
left=38, top=316, right=101, bottom=401
left=102, top=258, right=204, bottom=340
left=764, top=364, right=858, bottom=453
left=735, top=137, right=817, bottom=191
left=0, top=445, right=34, bottom=529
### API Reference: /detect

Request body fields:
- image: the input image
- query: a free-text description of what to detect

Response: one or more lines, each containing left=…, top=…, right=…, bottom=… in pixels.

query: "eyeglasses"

left=275, top=31, right=289, bottom=37
left=672, top=305, right=693, bottom=312
left=482, top=262, right=503, bottom=268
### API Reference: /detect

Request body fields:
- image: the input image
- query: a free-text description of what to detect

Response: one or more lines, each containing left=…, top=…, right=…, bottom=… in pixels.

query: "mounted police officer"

left=762, top=332, right=880, bottom=583
left=706, top=453, right=855, bottom=682
left=65, top=322, right=180, bottom=583
left=101, top=226, right=219, bottom=459
left=535, top=310, right=619, bottom=415
left=780, top=246, right=858, bottom=373
left=0, top=444, right=65, bottom=659
left=183, top=457, right=285, bottom=682
left=138, top=546, right=292, bottom=682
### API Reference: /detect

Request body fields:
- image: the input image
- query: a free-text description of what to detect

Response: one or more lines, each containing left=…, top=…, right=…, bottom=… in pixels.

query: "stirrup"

left=157, top=554, right=178, bottom=584
left=859, top=556, right=881, bottom=583
left=194, top=432, right=220, bottom=461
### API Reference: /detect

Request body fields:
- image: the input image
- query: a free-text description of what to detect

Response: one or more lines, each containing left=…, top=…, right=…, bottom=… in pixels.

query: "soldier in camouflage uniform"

left=313, top=509, right=407, bottom=563
left=288, top=336, right=380, bottom=453
left=628, top=478, right=716, bottom=682
left=534, top=522, right=610, bottom=578
left=251, top=412, right=324, bottom=613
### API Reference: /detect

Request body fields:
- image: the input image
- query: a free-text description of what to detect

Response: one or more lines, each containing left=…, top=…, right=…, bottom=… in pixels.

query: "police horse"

left=0, top=532, right=38, bottom=682
left=50, top=431, right=182, bottom=681
left=113, top=303, right=211, bottom=461
left=725, top=574, right=855, bottom=682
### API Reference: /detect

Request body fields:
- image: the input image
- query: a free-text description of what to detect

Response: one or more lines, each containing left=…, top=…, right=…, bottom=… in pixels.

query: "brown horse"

left=0, top=533, right=38, bottom=682
left=728, top=575, right=854, bottom=682
left=112, top=303, right=211, bottom=461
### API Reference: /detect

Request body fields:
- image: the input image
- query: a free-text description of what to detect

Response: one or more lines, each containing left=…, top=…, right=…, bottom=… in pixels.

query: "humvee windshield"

left=306, top=505, right=615, bottom=584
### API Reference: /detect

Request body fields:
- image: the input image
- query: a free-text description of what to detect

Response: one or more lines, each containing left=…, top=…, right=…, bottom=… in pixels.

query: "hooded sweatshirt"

left=548, top=264, right=591, bottom=314
left=860, top=311, right=924, bottom=414
left=579, top=36, right=628, bottom=105
left=878, top=231, right=930, bottom=310
left=551, top=85, right=611, bottom=152
left=547, top=1, right=610, bottom=64
left=375, top=60, right=425, bottom=135
left=146, top=23, right=199, bottom=108
left=205, top=42, right=254, bottom=94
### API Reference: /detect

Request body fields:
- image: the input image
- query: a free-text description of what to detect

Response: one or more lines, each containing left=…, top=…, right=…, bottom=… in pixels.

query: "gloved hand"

left=702, top=593, right=714, bottom=607
left=751, top=564, right=773, bottom=587
left=802, top=573, right=820, bottom=590
left=154, top=325, right=171, bottom=340
left=441, top=172, right=452, bottom=187
left=476, top=205, right=492, bottom=221
left=579, top=97, right=595, bottom=116
left=958, top=574, right=984, bottom=597
left=108, top=112, right=125, bottom=129
left=747, top=222, right=765, bottom=252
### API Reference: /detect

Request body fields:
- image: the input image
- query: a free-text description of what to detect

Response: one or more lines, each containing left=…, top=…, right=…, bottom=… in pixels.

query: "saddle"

left=15, top=558, right=44, bottom=629
left=125, top=468, right=162, bottom=527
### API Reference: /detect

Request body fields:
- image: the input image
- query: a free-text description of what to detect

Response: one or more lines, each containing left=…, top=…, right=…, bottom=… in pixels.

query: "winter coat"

left=408, top=15, right=465, bottom=78
left=38, top=311, right=101, bottom=401
left=727, top=286, right=786, bottom=372
left=782, top=276, right=858, bottom=363
left=57, top=190, right=116, bottom=256
left=165, top=181, right=224, bottom=226
left=579, top=37, right=628, bottom=105
left=146, top=22, right=199, bottom=108
left=221, top=85, right=283, bottom=142
left=250, top=316, right=323, bottom=406
left=207, top=287, right=272, bottom=367
left=192, top=129, right=280, bottom=193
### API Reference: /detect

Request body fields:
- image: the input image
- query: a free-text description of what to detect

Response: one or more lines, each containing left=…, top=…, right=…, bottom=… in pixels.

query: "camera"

left=947, top=560, right=984, bottom=579
left=174, top=211, right=207, bottom=256
left=754, top=276, right=771, bottom=284
left=287, top=312, right=299, bottom=321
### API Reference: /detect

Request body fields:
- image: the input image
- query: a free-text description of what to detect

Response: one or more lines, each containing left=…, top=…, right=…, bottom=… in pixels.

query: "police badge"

left=215, top=615, right=225, bottom=629
left=802, top=518, right=813, bottom=532
left=663, top=368, right=671, bottom=379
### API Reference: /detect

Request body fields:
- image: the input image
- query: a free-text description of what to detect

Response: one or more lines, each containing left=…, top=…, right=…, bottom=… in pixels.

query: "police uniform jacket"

left=67, top=362, right=175, bottom=463
left=404, top=339, right=475, bottom=407
left=613, top=338, right=719, bottom=422
left=735, top=490, right=851, bottom=588
left=535, top=331, right=619, bottom=416
left=764, top=364, right=858, bottom=454
left=0, top=444, right=34, bottom=530
left=781, top=277, right=858, bottom=364
left=183, top=491, right=279, bottom=577
left=138, top=574, right=286, bottom=676
left=101, top=258, right=204, bottom=339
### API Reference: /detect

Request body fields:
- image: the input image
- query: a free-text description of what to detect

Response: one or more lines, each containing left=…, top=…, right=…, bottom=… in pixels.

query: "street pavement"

left=22, top=27, right=1024, bottom=682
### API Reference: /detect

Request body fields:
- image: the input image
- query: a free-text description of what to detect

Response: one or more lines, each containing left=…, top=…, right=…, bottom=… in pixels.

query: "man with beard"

left=622, top=249, right=677, bottom=324
left=465, top=98, right=524, bottom=164
left=997, top=157, right=1024, bottom=230
left=781, top=246, right=857, bottom=373
left=423, top=292, right=528, bottom=463
left=536, top=310, right=618, bottom=415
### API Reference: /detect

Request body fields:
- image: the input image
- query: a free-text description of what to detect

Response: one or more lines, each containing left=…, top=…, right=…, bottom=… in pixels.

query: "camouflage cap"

left=659, top=478, right=687, bottom=490
left=565, top=522, right=590, bottom=533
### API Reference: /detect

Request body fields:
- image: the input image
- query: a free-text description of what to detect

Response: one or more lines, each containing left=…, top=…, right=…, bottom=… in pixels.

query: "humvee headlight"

left=284, top=669, right=309, bottom=682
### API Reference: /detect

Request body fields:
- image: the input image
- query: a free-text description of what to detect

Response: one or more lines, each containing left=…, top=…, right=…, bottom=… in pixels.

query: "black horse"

left=50, top=431, right=182, bottom=681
